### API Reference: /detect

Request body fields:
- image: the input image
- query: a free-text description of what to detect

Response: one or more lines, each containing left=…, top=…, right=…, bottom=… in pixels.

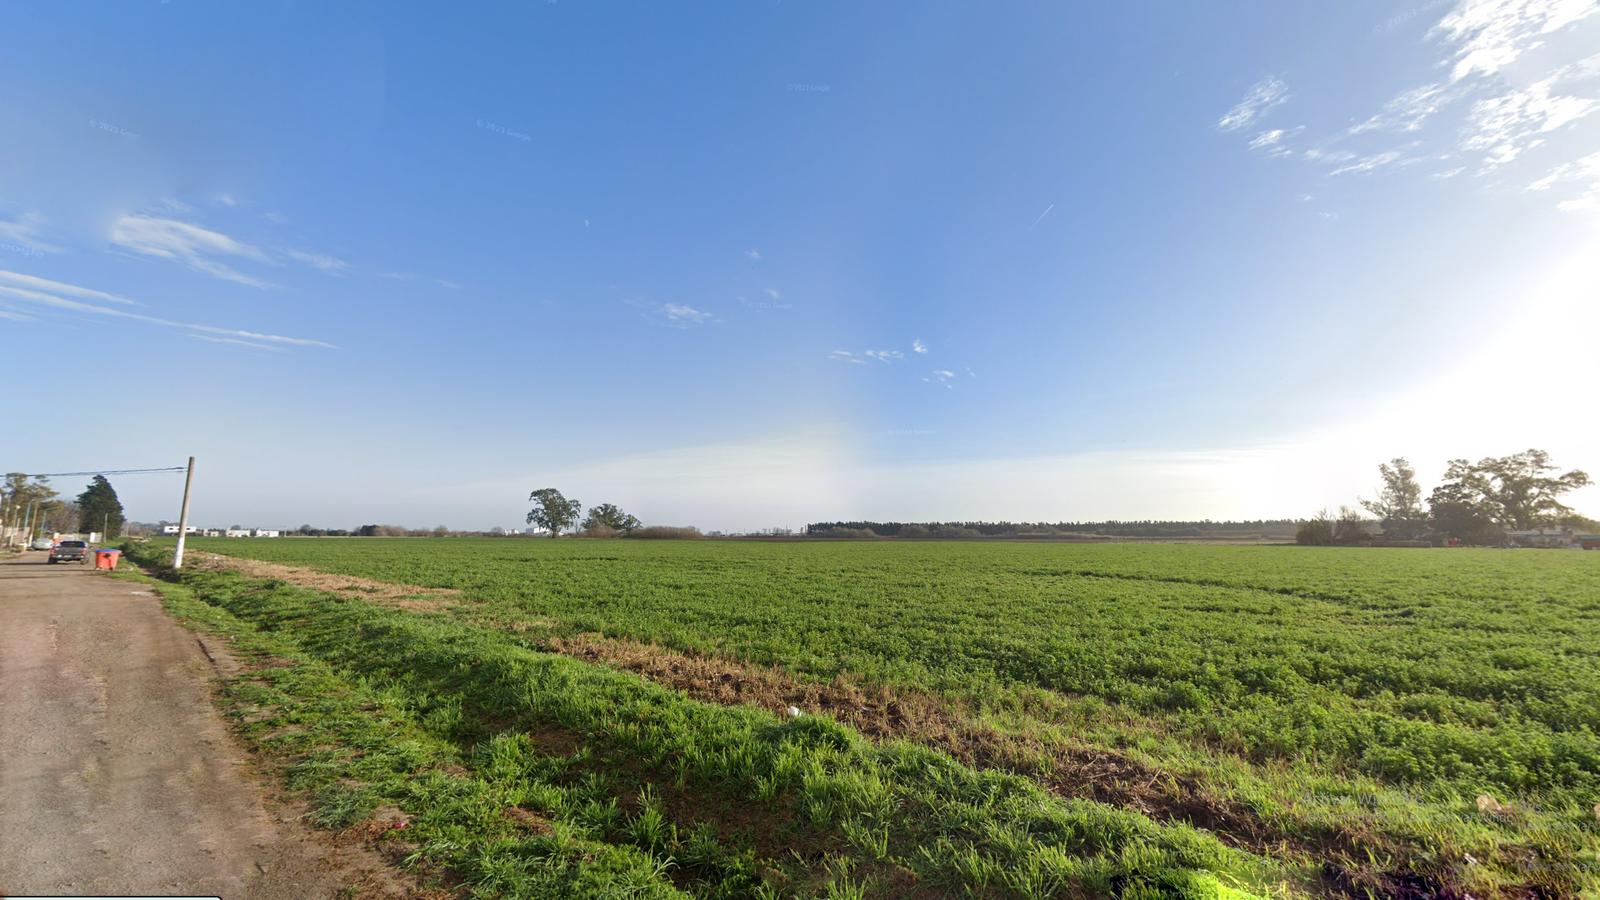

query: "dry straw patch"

left=190, top=552, right=459, bottom=611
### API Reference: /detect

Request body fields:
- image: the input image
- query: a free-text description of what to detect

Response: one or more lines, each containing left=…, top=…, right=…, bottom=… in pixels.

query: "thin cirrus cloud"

left=1216, top=76, right=1289, bottom=132
left=0, top=212, right=64, bottom=255
left=1248, top=126, right=1304, bottom=158
left=110, top=211, right=356, bottom=286
left=1460, top=72, right=1598, bottom=171
left=379, top=271, right=460, bottom=288
left=1528, top=149, right=1600, bottom=210
left=110, top=213, right=276, bottom=288
left=912, top=339, right=928, bottom=354
left=1223, top=0, right=1600, bottom=210
left=630, top=301, right=715, bottom=328
left=1433, top=0, right=1599, bottom=81
left=284, top=249, right=351, bottom=275
left=0, top=267, right=336, bottom=350
left=830, top=348, right=909, bottom=365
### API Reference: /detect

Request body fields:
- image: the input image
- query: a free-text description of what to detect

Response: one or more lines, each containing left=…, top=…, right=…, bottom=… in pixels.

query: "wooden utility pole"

left=172, top=456, right=196, bottom=569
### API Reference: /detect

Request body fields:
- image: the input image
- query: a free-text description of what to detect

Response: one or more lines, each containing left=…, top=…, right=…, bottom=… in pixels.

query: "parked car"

left=30, top=537, right=54, bottom=551
left=48, top=540, right=90, bottom=564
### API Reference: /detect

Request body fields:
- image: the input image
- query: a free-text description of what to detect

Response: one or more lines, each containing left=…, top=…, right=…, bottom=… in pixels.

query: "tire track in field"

left=1024, top=567, right=1373, bottom=606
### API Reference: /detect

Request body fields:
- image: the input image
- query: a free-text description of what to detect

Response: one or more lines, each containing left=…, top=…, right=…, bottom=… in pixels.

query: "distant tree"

left=581, top=503, right=642, bottom=535
left=1332, top=506, right=1371, bottom=545
left=432, top=525, right=449, bottom=537
left=76, top=476, right=126, bottom=539
left=1429, top=450, right=1591, bottom=540
left=1558, top=512, right=1600, bottom=532
left=4, top=473, right=57, bottom=531
left=1295, top=510, right=1336, bottom=546
left=40, top=501, right=80, bottom=534
left=1361, top=458, right=1427, bottom=539
left=526, top=488, right=582, bottom=538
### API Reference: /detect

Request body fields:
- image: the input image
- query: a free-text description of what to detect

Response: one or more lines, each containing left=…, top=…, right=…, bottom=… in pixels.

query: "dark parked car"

left=49, top=540, right=90, bottom=564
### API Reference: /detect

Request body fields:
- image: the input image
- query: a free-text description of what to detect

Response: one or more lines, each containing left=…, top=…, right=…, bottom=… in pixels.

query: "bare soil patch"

left=541, top=633, right=1271, bottom=847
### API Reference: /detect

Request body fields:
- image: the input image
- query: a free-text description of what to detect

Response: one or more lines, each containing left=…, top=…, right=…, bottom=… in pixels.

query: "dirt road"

left=0, top=552, right=401, bottom=898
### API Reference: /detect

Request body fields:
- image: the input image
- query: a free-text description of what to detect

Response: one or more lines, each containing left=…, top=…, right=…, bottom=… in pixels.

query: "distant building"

left=226, top=529, right=252, bottom=538
left=161, top=525, right=198, bottom=535
left=253, top=529, right=281, bottom=538
left=1506, top=527, right=1578, bottom=549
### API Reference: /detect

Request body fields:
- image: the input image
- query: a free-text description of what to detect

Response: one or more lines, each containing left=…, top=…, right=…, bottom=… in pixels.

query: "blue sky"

left=3, top=1, right=1597, bottom=530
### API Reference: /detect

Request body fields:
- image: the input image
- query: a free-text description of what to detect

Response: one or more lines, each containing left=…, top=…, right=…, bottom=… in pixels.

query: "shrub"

left=1295, top=513, right=1335, bottom=546
left=629, top=525, right=703, bottom=540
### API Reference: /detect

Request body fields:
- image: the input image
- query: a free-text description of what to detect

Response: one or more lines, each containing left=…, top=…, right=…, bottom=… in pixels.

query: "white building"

left=161, top=525, right=198, bottom=535
left=253, top=529, right=281, bottom=538
left=226, top=529, right=252, bottom=538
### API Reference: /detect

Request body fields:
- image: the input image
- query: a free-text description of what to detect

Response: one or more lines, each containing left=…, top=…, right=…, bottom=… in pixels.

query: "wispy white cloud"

left=1349, top=83, right=1457, bottom=134
left=737, top=293, right=791, bottom=311
left=1432, top=0, right=1600, bottom=81
left=1218, top=76, right=1290, bottom=132
left=379, top=271, right=460, bottom=289
left=1527, top=149, right=1600, bottom=209
left=1232, top=1, right=1600, bottom=198
left=1303, top=147, right=1358, bottom=164
left=1328, top=146, right=1419, bottom=175
left=0, top=268, right=335, bottom=349
left=912, top=339, right=928, bottom=354
left=285, top=249, right=351, bottom=275
left=864, top=349, right=904, bottom=363
left=1249, top=129, right=1286, bottom=149
left=744, top=248, right=762, bottom=260
left=110, top=213, right=274, bottom=288
left=661, top=303, right=712, bottom=325
left=829, top=350, right=868, bottom=365
left=1032, top=203, right=1056, bottom=226
left=1248, top=126, right=1305, bottom=157
left=110, top=211, right=354, bottom=285
left=0, top=212, right=63, bottom=255
left=626, top=297, right=714, bottom=327
left=0, top=270, right=137, bottom=306
left=1459, top=74, right=1597, bottom=170
left=764, top=287, right=781, bottom=300
left=187, top=334, right=288, bottom=353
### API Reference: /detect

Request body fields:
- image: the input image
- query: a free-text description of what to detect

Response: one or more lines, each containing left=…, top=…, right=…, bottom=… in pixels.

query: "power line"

left=20, top=467, right=187, bottom=477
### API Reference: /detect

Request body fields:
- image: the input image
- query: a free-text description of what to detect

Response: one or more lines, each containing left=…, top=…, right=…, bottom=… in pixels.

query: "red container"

left=94, top=549, right=122, bottom=570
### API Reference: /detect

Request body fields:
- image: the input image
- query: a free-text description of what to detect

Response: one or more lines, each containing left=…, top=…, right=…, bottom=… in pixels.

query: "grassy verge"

left=120, top=542, right=1286, bottom=899
left=162, top=537, right=1600, bottom=897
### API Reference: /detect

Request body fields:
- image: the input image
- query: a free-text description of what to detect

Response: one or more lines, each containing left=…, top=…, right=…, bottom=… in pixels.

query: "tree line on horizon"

left=805, top=519, right=1306, bottom=539
left=1297, top=449, right=1592, bottom=546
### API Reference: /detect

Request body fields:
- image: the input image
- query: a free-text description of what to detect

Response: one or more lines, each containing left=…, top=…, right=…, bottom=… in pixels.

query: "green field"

left=132, top=538, right=1600, bottom=898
